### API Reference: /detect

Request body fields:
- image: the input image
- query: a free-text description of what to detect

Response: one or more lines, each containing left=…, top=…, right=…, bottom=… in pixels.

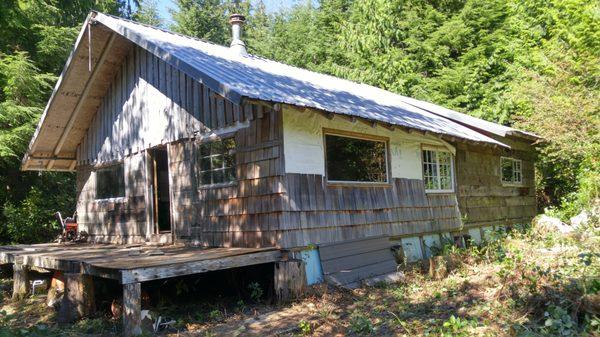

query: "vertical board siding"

left=455, top=142, right=537, bottom=227
left=76, top=153, right=147, bottom=243
left=72, top=44, right=525, bottom=249
left=76, top=46, right=242, bottom=165
left=75, top=45, right=249, bottom=244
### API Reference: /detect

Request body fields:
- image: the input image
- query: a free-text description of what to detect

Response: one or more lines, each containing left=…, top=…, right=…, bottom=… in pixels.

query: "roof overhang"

left=24, top=12, right=528, bottom=172
left=401, top=97, right=541, bottom=142
left=22, top=13, right=133, bottom=172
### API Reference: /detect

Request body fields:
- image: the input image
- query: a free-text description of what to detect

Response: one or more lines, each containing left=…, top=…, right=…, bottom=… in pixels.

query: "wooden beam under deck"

left=120, top=250, right=282, bottom=284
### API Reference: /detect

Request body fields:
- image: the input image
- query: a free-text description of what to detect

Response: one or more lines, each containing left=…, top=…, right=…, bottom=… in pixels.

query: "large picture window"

left=96, top=164, right=125, bottom=199
left=197, top=138, right=236, bottom=186
left=501, top=157, right=522, bottom=184
left=325, top=132, right=388, bottom=183
left=422, top=149, right=454, bottom=192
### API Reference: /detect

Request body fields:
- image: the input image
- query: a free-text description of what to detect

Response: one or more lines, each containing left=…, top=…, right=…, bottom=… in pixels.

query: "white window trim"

left=422, top=148, right=455, bottom=194
left=500, top=157, right=523, bottom=186
left=94, top=196, right=127, bottom=203
left=323, top=129, right=390, bottom=185
left=196, top=138, right=238, bottom=188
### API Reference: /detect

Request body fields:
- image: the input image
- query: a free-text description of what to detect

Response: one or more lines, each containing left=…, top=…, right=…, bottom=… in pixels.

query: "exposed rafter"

left=47, top=32, right=117, bottom=170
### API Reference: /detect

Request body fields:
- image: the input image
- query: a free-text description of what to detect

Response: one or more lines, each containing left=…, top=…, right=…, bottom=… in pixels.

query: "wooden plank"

left=121, top=250, right=282, bottom=283
left=52, top=33, right=117, bottom=157
left=202, top=85, right=210, bottom=128
left=321, top=248, right=395, bottom=273
left=318, top=236, right=397, bottom=287
left=274, top=260, right=306, bottom=303
left=57, top=273, right=95, bottom=323
left=123, top=282, right=142, bottom=336
left=326, top=259, right=398, bottom=287
left=12, top=263, right=30, bottom=300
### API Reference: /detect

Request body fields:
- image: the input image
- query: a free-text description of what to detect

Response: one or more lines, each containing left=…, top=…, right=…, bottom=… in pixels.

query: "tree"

left=0, top=1, right=130, bottom=244
left=170, top=0, right=230, bottom=44
left=133, top=0, right=163, bottom=26
left=248, top=0, right=598, bottom=214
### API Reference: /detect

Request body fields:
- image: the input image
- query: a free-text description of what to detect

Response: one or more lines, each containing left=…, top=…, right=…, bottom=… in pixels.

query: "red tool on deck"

left=54, top=211, right=87, bottom=243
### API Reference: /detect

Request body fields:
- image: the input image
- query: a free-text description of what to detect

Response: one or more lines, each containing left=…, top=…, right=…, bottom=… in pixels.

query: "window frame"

left=94, top=162, right=126, bottom=201
left=196, top=137, right=238, bottom=189
left=421, top=146, right=455, bottom=194
left=323, top=128, right=391, bottom=186
left=500, top=157, right=523, bottom=186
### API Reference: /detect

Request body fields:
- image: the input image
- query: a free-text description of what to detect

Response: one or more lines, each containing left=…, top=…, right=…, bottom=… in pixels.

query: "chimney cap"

left=229, top=13, right=246, bottom=25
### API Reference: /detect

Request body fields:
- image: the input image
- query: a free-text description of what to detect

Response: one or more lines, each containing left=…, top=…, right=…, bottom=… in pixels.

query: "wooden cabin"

left=21, top=12, right=538, bottom=293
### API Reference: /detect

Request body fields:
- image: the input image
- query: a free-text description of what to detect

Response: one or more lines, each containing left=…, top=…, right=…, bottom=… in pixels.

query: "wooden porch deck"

left=0, top=243, right=285, bottom=335
left=0, top=243, right=282, bottom=284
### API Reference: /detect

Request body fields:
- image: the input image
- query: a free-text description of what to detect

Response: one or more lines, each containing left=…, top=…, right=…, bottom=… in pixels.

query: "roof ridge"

left=90, top=11, right=514, bottom=146
left=92, top=11, right=230, bottom=51
left=94, top=12, right=384, bottom=92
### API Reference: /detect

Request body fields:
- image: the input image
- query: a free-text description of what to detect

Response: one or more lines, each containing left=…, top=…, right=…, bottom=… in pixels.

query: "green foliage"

left=349, top=311, right=374, bottom=334
left=237, top=0, right=599, bottom=214
left=208, top=308, right=222, bottom=321
left=133, top=0, right=163, bottom=26
left=439, top=315, right=477, bottom=337
left=34, top=25, right=80, bottom=73
left=170, top=0, right=241, bottom=45
left=298, top=319, right=311, bottom=335
left=0, top=52, right=54, bottom=162
left=247, top=281, right=263, bottom=302
left=0, top=1, right=130, bottom=245
left=541, top=306, right=577, bottom=336
left=3, top=188, right=59, bottom=244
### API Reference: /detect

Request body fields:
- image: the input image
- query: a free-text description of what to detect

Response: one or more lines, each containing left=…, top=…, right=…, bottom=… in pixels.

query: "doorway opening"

left=149, top=147, right=171, bottom=233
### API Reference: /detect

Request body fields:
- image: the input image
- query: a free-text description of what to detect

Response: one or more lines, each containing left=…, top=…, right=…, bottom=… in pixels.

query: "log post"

left=57, top=273, right=95, bottom=323
left=12, top=263, right=31, bottom=300
left=274, top=260, right=307, bottom=303
left=47, top=271, right=66, bottom=308
left=123, top=282, right=142, bottom=336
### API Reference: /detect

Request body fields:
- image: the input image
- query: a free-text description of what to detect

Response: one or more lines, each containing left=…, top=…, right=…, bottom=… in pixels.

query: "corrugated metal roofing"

left=93, top=12, right=513, bottom=147
left=399, top=96, right=539, bottom=139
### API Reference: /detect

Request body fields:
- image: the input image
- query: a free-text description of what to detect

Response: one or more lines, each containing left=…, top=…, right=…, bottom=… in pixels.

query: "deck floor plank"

left=0, top=243, right=281, bottom=283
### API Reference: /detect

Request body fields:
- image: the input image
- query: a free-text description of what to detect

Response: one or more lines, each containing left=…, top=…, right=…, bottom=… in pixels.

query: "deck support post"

left=12, top=263, right=31, bottom=300
left=57, top=273, right=95, bottom=323
left=47, top=271, right=66, bottom=308
left=123, top=282, right=142, bottom=336
left=274, top=260, right=307, bottom=303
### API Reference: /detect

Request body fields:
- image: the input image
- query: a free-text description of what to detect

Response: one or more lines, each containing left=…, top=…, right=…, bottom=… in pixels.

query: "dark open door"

left=149, top=147, right=171, bottom=233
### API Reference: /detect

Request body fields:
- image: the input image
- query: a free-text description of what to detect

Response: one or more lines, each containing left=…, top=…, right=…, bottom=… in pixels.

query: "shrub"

left=541, top=306, right=577, bottom=337
left=349, top=312, right=374, bottom=334
left=439, top=315, right=477, bottom=337
left=248, top=282, right=263, bottom=303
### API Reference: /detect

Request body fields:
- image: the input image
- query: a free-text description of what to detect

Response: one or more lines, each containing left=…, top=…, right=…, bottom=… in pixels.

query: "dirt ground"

left=1, top=226, right=598, bottom=336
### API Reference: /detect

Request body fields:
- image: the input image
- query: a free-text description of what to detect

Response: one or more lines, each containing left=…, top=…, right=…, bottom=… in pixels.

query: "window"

left=96, top=164, right=125, bottom=199
left=197, top=138, right=236, bottom=186
left=325, top=132, right=388, bottom=183
left=422, top=149, right=454, bottom=192
left=501, top=157, right=522, bottom=184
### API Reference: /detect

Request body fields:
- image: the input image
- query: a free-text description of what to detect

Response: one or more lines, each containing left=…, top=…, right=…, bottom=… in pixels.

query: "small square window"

left=501, top=157, right=523, bottom=185
left=196, top=138, right=237, bottom=186
left=96, top=163, right=125, bottom=199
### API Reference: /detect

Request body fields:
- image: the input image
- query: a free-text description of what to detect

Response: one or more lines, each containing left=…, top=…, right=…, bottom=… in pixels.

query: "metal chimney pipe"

left=229, top=14, right=247, bottom=56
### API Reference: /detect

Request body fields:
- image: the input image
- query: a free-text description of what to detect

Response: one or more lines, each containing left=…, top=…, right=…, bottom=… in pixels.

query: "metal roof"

left=399, top=96, right=539, bottom=140
left=93, top=12, right=517, bottom=147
